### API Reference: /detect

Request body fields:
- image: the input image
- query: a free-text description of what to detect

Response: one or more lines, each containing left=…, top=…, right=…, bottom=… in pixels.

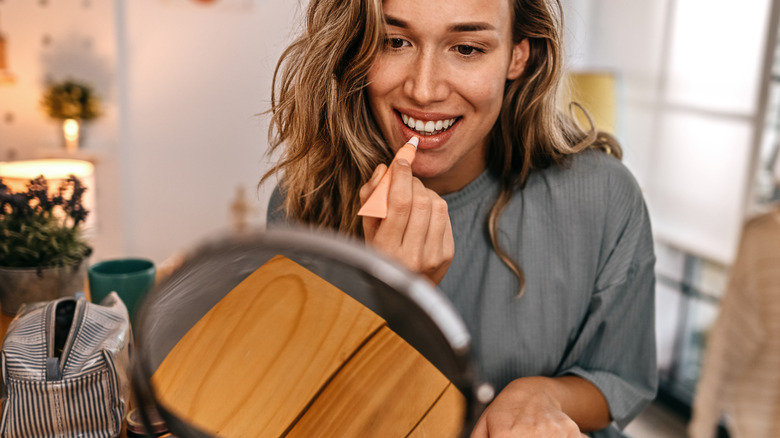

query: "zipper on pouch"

left=45, top=298, right=84, bottom=381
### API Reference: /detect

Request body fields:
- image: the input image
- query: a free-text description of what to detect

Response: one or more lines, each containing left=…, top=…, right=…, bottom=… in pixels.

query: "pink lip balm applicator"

left=358, top=136, right=420, bottom=219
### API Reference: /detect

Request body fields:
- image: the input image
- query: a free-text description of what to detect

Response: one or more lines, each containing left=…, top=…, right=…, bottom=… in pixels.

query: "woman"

left=263, top=0, right=657, bottom=436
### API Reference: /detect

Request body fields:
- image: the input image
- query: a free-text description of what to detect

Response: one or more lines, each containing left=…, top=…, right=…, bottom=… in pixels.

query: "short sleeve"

left=556, top=167, right=658, bottom=431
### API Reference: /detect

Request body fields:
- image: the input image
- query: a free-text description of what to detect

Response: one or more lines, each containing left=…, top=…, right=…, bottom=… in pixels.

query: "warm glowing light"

left=0, top=159, right=93, bottom=183
left=63, top=119, right=79, bottom=141
left=0, top=159, right=96, bottom=230
left=62, top=118, right=80, bottom=152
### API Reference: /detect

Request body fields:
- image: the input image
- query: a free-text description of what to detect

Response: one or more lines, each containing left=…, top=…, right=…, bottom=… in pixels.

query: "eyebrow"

left=384, top=15, right=496, bottom=33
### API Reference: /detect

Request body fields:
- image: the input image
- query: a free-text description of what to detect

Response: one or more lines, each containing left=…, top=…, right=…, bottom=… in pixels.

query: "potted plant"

left=41, top=79, right=102, bottom=152
left=0, top=175, right=92, bottom=315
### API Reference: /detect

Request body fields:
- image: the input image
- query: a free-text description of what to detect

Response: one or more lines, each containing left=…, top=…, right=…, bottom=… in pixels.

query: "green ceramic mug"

left=88, top=258, right=155, bottom=322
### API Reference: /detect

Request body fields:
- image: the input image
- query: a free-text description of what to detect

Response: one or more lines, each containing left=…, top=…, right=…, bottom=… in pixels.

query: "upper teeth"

left=401, top=113, right=457, bottom=135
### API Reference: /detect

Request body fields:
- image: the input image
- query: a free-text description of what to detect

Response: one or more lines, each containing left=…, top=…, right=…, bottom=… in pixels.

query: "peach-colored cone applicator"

left=358, top=136, right=419, bottom=219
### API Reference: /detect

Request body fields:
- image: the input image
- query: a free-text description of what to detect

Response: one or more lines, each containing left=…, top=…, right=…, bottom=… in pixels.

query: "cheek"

left=366, top=68, right=388, bottom=122
left=366, top=62, right=400, bottom=143
left=460, top=72, right=506, bottom=115
left=367, top=56, right=400, bottom=96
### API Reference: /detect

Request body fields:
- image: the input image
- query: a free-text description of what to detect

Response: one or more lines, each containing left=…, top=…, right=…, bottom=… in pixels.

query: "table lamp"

left=0, top=159, right=96, bottom=231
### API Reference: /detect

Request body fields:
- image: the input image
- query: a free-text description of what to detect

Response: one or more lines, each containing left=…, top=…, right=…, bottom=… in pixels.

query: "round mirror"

left=131, top=227, right=489, bottom=437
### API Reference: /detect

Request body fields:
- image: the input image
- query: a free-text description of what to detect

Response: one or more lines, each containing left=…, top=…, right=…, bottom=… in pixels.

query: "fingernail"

left=397, top=159, right=410, bottom=167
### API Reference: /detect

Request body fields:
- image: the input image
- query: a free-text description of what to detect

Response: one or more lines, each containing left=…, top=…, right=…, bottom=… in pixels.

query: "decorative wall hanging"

left=0, top=10, right=15, bottom=84
left=41, top=79, right=102, bottom=152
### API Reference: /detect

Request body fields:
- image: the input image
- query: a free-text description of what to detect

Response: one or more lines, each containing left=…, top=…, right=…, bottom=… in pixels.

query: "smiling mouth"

left=399, top=112, right=459, bottom=136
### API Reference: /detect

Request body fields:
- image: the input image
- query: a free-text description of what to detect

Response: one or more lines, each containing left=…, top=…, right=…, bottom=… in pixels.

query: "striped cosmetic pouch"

left=0, top=293, right=131, bottom=438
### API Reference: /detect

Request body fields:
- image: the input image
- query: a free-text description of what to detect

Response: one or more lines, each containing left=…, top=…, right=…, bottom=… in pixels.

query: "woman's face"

left=367, top=0, right=528, bottom=195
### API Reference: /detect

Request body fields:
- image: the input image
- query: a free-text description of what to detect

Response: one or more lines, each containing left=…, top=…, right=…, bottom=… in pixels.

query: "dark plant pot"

left=0, top=261, right=87, bottom=316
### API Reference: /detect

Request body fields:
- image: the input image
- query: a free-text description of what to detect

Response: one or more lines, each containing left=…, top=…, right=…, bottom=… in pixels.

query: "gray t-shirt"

left=439, top=149, right=656, bottom=437
left=267, top=149, right=657, bottom=437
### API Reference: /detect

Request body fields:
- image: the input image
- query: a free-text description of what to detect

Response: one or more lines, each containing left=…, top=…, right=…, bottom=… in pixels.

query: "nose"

left=403, top=50, right=450, bottom=105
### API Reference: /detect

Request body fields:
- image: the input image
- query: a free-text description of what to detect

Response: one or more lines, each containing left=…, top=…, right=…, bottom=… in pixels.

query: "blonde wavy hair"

left=262, top=0, right=620, bottom=294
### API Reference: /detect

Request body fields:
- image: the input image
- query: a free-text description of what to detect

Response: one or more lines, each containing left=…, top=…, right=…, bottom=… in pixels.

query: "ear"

left=506, top=39, right=529, bottom=80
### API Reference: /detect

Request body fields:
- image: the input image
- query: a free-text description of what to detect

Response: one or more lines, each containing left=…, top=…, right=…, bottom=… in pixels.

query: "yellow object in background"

left=565, top=71, right=618, bottom=135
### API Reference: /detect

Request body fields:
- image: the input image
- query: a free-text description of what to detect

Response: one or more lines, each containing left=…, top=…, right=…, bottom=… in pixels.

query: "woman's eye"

left=385, top=38, right=408, bottom=49
left=455, top=45, right=480, bottom=56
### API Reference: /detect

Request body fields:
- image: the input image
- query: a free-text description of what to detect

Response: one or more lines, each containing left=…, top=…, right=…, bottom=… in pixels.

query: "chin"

left=411, top=161, right=447, bottom=180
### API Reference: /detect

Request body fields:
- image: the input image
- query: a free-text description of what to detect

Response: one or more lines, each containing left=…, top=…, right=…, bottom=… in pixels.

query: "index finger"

left=385, top=157, right=415, bottom=221
left=370, top=157, right=415, bottom=247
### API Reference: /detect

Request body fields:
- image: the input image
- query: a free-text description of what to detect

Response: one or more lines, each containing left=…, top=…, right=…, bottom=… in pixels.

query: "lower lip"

left=396, top=114, right=458, bottom=150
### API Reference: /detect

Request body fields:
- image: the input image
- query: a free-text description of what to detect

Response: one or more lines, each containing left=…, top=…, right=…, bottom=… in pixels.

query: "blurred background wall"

left=0, top=0, right=300, bottom=264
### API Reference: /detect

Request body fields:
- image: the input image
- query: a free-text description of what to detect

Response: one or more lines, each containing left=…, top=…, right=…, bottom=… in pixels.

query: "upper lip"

left=395, top=108, right=460, bottom=122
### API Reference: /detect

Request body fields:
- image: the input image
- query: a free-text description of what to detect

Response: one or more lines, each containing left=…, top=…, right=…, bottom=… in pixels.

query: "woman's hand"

left=471, top=377, right=609, bottom=437
left=359, top=158, right=454, bottom=285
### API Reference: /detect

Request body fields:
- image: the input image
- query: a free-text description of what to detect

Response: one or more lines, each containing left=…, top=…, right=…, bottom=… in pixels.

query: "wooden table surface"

left=152, top=255, right=466, bottom=437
